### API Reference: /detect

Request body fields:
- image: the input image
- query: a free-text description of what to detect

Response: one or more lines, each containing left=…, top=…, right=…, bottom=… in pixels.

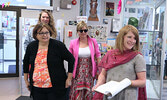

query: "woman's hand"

left=65, top=73, right=73, bottom=88
left=65, top=78, right=72, bottom=88
left=92, top=68, right=106, bottom=91
left=92, top=84, right=100, bottom=92
left=24, top=73, right=30, bottom=91
left=25, top=80, right=30, bottom=91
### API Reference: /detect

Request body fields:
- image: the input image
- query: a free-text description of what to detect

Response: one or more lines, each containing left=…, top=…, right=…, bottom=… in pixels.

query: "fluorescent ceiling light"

left=16, top=0, right=24, bottom=2
left=26, top=5, right=53, bottom=10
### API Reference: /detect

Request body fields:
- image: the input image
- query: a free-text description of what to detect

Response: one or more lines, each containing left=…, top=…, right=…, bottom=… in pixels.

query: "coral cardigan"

left=69, top=36, right=101, bottom=78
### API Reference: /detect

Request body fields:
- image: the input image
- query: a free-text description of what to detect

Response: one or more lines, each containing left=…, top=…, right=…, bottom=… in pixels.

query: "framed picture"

left=105, top=2, right=114, bottom=17
left=112, top=18, right=120, bottom=32
left=69, top=21, right=77, bottom=25
left=87, top=0, right=100, bottom=21
left=103, top=19, right=108, bottom=24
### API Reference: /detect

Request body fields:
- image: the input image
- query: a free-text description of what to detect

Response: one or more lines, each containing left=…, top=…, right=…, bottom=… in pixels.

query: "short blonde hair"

left=115, top=25, right=140, bottom=53
left=76, top=21, right=88, bottom=31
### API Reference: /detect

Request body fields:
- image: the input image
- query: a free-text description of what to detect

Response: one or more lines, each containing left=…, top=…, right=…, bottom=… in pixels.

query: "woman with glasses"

left=69, top=21, right=101, bottom=100
left=24, top=10, right=57, bottom=50
left=23, top=23, right=75, bottom=100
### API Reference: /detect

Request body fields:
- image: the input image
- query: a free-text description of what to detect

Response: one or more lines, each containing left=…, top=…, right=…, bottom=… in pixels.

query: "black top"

left=23, top=39, right=75, bottom=96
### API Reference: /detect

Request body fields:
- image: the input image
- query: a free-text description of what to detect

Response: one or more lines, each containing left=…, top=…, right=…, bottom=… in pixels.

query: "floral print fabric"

left=33, top=49, right=52, bottom=88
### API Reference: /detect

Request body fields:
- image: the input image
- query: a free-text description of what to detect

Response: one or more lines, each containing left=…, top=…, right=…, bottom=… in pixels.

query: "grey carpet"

left=162, top=87, right=167, bottom=100
left=16, top=96, right=33, bottom=100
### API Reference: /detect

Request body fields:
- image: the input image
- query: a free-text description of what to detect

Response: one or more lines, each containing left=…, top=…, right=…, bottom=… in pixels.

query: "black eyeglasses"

left=78, top=29, right=88, bottom=33
left=38, top=32, right=50, bottom=36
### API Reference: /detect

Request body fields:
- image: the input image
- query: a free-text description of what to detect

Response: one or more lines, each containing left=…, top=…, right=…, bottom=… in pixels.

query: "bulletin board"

left=88, top=25, right=108, bottom=42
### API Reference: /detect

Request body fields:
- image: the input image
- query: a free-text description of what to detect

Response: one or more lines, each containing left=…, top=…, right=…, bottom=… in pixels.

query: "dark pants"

left=66, top=87, right=70, bottom=100
left=32, top=87, right=67, bottom=100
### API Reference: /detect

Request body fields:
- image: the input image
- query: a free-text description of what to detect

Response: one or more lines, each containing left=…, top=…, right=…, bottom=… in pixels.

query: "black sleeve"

left=23, top=44, right=31, bottom=73
left=61, top=43, right=75, bottom=73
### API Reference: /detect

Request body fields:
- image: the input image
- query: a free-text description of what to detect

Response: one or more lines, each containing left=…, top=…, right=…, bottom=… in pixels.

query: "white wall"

left=52, top=0, right=80, bottom=24
left=52, top=0, right=120, bottom=39
left=21, top=9, right=40, bottom=18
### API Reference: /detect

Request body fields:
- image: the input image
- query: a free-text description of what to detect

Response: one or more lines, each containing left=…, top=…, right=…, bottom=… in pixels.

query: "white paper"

left=67, top=4, right=71, bottom=9
left=95, top=78, right=131, bottom=98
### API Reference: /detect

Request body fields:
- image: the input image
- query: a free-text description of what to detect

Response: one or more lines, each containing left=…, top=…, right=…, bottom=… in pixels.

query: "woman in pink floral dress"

left=69, top=21, right=101, bottom=100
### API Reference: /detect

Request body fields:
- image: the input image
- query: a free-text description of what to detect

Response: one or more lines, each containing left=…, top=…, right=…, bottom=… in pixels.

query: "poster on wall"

left=107, top=38, right=115, bottom=47
left=86, top=0, right=100, bottom=21
left=105, top=2, right=114, bottom=17
left=77, top=16, right=88, bottom=23
left=112, top=18, right=120, bottom=32
left=103, top=19, right=108, bottom=24
left=88, top=25, right=107, bottom=41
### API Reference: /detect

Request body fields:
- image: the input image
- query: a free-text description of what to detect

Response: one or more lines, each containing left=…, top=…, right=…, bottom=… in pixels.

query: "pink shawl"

left=93, top=49, right=147, bottom=100
left=98, top=49, right=140, bottom=70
